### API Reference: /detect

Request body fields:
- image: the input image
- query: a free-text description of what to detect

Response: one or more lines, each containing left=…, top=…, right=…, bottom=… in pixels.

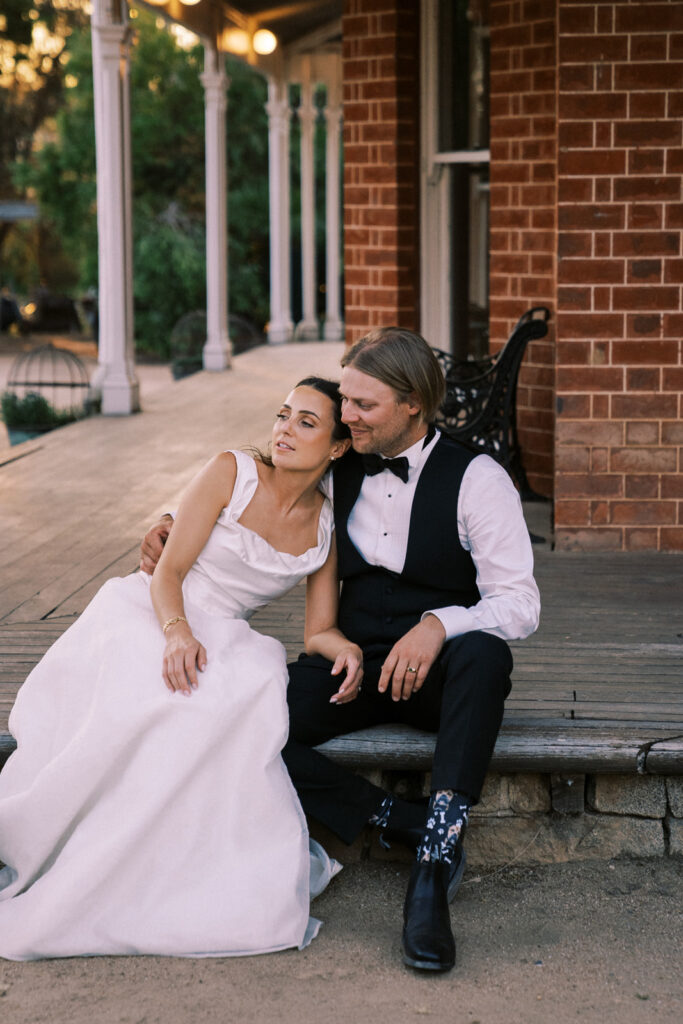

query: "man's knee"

left=286, top=654, right=340, bottom=744
left=440, top=631, right=513, bottom=698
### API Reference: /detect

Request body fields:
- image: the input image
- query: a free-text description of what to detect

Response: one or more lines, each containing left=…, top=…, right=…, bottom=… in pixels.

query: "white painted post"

left=297, top=63, right=319, bottom=340
left=323, top=74, right=344, bottom=341
left=200, top=46, right=231, bottom=370
left=266, top=78, right=293, bottom=344
left=90, top=0, right=139, bottom=414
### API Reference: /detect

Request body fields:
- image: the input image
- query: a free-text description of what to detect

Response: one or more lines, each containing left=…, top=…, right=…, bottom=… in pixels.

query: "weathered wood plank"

left=315, top=724, right=682, bottom=774
left=642, top=735, right=683, bottom=774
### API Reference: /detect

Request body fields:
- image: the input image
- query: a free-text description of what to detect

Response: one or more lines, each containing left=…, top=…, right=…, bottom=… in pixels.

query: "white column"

left=323, top=77, right=344, bottom=341
left=200, top=47, right=231, bottom=370
left=296, top=66, right=319, bottom=340
left=266, top=78, right=293, bottom=344
left=90, top=0, right=139, bottom=414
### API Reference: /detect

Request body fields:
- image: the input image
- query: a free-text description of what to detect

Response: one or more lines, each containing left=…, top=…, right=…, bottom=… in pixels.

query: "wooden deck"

left=1, top=342, right=682, bottom=771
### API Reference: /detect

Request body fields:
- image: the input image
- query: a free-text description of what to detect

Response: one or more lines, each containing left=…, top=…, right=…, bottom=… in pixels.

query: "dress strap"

left=222, top=449, right=259, bottom=519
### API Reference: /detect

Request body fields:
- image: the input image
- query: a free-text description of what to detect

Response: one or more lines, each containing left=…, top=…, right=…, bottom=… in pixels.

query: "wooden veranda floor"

left=1, top=342, right=682, bottom=766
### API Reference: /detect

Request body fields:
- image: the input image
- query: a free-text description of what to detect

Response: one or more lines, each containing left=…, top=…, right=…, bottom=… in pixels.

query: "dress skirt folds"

left=0, top=451, right=339, bottom=960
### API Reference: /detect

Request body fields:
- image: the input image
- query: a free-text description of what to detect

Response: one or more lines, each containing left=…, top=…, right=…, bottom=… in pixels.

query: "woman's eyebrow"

left=280, top=404, right=320, bottom=419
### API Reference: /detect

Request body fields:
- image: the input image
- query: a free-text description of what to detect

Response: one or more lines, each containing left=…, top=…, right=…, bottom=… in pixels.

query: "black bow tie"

left=361, top=453, right=410, bottom=483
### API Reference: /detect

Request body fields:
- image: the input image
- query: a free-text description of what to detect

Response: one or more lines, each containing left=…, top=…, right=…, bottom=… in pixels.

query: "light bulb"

left=253, top=29, right=277, bottom=55
left=223, top=28, right=250, bottom=55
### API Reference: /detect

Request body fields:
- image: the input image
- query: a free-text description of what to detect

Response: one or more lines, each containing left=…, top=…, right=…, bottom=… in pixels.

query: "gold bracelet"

left=162, top=615, right=188, bottom=634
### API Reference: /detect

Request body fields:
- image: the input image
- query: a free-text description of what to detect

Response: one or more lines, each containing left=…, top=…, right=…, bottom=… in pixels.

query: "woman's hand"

left=162, top=624, right=207, bottom=696
left=329, top=644, right=364, bottom=705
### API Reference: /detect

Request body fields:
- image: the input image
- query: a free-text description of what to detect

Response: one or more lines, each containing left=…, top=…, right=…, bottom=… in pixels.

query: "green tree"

left=0, top=0, right=89, bottom=274
left=11, top=6, right=271, bottom=355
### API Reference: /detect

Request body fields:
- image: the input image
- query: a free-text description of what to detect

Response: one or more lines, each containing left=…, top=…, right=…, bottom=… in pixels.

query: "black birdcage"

left=2, top=344, right=91, bottom=443
left=7, top=344, right=90, bottom=412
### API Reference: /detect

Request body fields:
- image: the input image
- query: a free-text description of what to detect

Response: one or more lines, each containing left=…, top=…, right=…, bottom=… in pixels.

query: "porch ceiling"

left=139, top=0, right=342, bottom=54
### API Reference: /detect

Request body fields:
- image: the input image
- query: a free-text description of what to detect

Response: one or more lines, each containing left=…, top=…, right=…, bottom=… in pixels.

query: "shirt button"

left=383, top=532, right=388, bottom=536
left=386, top=586, right=393, bottom=595
left=385, top=616, right=393, bottom=624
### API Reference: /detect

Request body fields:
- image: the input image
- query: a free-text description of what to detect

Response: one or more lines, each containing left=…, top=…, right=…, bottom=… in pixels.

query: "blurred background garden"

left=1, top=0, right=327, bottom=363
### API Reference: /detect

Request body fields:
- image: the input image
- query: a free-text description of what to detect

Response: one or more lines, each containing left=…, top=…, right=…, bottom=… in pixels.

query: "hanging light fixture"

left=223, top=27, right=250, bottom=55
left=179, top=0, right=202, bottom=6
left=253, top=28, right=277, bottom=55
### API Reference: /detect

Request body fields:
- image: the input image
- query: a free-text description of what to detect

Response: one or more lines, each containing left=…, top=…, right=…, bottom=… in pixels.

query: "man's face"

left=339, top=365, right=424, bottom=457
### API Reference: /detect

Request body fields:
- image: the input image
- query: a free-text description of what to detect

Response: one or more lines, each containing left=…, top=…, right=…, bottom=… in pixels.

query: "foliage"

left=0, top=0, right=89, bottom=264
left=134, top=207, right=206, bottom=358
left=0, top=1, right=88, bottom=193
left=0, top=389, right=83, bottom=430
left=7, top=6, right=271, bottom=357
left=169, top=309, right=207, bottom=379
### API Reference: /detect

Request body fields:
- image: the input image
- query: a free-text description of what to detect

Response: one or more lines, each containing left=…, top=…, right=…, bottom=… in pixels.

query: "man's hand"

left=140, top=514, right=174, bottom=575
left=329, top=644, right=364, bottom=705
left=378, top=614, right=446, bottom=702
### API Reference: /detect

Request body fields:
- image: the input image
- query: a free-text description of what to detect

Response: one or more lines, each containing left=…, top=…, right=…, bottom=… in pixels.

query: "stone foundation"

left=310, top=770, right=683, bottom=867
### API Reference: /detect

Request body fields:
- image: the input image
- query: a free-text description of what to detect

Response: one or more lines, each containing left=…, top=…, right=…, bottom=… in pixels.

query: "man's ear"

left=404, top=392, right=423, bottom=418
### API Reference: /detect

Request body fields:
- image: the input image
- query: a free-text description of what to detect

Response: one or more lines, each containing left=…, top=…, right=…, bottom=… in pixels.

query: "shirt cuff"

left=421, top=606, right=476, bottom=640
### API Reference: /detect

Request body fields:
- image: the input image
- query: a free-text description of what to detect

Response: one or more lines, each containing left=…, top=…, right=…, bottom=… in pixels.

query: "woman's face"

left=271, top=386, right=349, bottom=471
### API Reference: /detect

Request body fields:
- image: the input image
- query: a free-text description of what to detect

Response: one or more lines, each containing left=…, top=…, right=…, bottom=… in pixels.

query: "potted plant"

left=0, top=391, right=84, bottom=445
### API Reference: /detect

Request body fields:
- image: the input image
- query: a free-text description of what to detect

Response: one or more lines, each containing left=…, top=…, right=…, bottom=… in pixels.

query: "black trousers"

left=282, top=631, right=513, bottom=845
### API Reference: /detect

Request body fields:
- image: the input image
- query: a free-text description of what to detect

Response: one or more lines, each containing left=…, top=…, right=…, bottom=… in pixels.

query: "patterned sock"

left=418, top=790, right=470, bottom=864
left=368, top=794, right=393, bottom=829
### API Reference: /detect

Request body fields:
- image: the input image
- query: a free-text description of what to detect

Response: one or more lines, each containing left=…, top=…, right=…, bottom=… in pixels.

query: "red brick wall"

left=555, top=0, right=683, bottom=551
left=342, top=0, right=420, bottom=345
left=489, top=0, right=558, bottom=498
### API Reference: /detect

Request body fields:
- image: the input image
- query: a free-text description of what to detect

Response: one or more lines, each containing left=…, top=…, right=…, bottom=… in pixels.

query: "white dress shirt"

left=345, top=430, right=540, bottom=642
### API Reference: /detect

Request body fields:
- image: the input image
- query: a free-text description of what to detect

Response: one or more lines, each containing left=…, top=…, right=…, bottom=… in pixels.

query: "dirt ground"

left=0, top=856, right=680, bottom=1024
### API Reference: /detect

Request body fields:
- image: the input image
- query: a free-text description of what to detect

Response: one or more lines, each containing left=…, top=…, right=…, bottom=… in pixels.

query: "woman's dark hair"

left=295, top=376, right=351, bottom=441
left=246, top=377, right=350, bottom=466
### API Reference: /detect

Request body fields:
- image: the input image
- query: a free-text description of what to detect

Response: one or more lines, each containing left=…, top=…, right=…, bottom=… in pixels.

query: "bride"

left=0, top=377, right=361, bottom=961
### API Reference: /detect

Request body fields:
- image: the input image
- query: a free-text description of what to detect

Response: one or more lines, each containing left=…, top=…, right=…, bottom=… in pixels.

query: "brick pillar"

left=489, top=0, right=558, bottom=498
left=342, top=0, right=420, bottom=346
left=555, top=0, right=683, bottom=551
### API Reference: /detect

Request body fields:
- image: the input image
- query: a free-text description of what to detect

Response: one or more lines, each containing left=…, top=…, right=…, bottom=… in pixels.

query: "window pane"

left=449, top=163, right=490, bottom=360
left=438, top=0, right=489, bottom=152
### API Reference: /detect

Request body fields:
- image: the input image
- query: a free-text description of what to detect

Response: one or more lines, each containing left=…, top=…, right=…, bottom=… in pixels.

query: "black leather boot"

left=401, top=860, right=456, bottom=972
left=383, top=821, right=468, bottom=904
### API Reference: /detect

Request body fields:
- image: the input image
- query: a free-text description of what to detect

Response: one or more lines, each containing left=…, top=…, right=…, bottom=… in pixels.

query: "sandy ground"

left=0, top=856, right=680, bottom=1024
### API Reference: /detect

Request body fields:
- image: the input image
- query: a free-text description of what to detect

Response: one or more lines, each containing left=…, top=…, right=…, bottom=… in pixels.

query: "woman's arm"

left=304, top=537, right=364, bottom=704
left=151, top=452, right=237, bottom=695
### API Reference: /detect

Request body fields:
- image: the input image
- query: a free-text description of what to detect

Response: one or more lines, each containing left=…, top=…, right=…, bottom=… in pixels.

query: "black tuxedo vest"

left=332, top=436, right=480, bottom=647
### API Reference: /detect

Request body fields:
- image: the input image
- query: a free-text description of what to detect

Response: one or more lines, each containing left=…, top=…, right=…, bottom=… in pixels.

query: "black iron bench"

left=433, top=306, right=551, bottom=494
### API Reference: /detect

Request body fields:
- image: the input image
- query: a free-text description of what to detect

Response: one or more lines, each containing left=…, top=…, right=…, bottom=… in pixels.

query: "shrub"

left=1, top=391, right=85, bottom=432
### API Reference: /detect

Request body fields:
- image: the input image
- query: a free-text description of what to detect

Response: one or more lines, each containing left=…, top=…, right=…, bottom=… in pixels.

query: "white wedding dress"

left=0, top=450, right=340, bottom=961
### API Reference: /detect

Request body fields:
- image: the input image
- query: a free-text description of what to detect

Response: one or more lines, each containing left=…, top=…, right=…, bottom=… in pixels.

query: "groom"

left=141, top=327, right=539, bottom=972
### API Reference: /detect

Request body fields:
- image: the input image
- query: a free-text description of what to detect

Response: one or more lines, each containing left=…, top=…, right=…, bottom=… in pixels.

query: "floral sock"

left=418, top=790, right=470, bottom=864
